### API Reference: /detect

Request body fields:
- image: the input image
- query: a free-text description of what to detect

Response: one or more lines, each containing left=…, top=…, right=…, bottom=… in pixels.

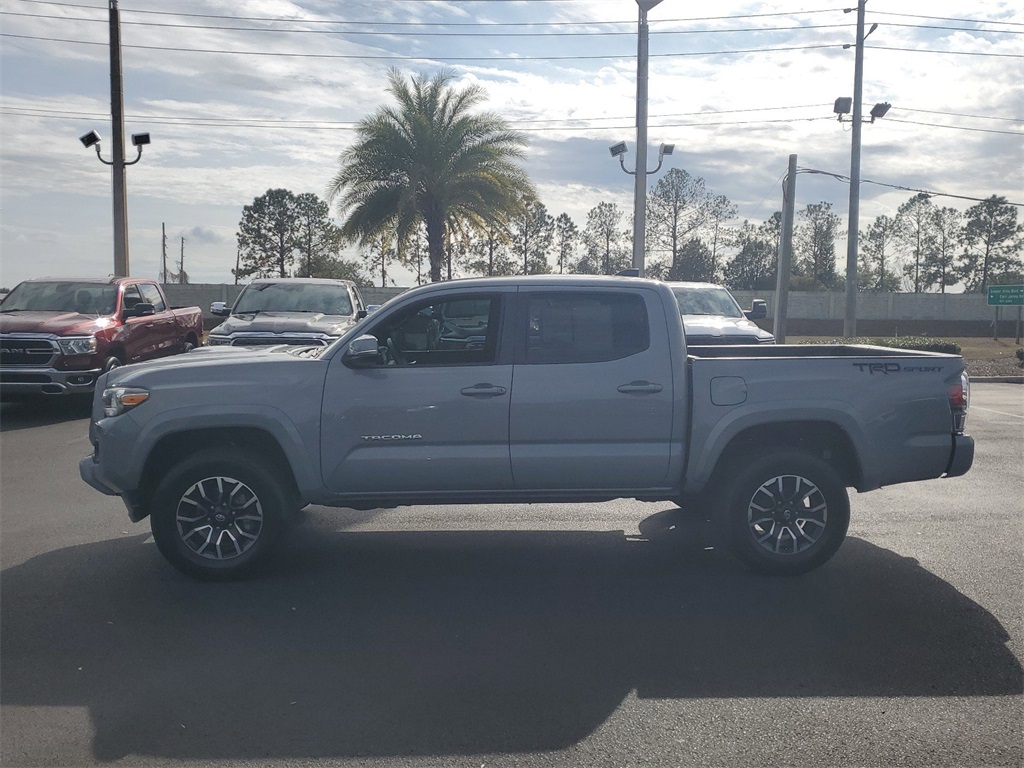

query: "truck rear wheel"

left=721, top=450, right=849, bottom=576
left=150, top=448, right=293, bottom=580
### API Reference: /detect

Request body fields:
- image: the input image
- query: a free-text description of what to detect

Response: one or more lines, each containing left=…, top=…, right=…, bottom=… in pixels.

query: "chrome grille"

left=0, top=337, right=58, bottom=366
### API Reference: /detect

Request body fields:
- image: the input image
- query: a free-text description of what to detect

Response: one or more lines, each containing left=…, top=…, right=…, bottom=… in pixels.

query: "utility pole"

left=161, top=223, right=167, bottom=283
left=108, top=0, right=129, bottom=276
left=179, top=236, right=185, bottom=284
left=843, top=0, right=868, bottom=337
left=631, top=1, right=664, bottom=277
left=774, top=155, right=798, bottom=343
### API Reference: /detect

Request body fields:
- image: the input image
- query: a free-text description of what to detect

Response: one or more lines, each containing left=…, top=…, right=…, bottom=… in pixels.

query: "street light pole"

left=631, top=0, right=663, bottom=278
left=108, top=0, right=129, bottom=277
left=843, top=0, right=868, bottom=337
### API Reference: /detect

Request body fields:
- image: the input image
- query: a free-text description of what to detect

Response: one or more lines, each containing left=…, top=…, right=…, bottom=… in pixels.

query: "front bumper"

left=80, top=453, right=148, bottom=521
left=1, top=365, right=102, bottom=396
left=945, top=434, right=975, bottom=478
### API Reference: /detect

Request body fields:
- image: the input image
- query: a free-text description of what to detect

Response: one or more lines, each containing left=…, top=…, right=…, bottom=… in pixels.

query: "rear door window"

left=524, top=292, right=649, bottom=364
left=139, top=283, right=166, bottom=312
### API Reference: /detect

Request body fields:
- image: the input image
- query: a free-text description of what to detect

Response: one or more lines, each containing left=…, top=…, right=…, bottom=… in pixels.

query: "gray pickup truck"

left=206, top=277, right=366, bottom=347
left=80, top=276, right=974, bottom=580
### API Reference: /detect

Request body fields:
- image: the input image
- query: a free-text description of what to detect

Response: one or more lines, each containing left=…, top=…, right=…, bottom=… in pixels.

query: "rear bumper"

left=1, top=366, right=102, bottom=396
left=945, top=434, right=975, bottom=478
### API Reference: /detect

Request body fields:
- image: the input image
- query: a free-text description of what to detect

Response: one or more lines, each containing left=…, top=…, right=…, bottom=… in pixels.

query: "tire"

left=719, top=450, right=849, bottom=576
left=102, top=356, right=122, bottom=374
left=149, top=448, right=294, bottom=580
left=182, top=340, right=196, bottom=353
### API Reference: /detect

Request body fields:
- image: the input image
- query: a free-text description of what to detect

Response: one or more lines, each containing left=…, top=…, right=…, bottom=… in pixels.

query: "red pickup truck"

left=0, top=277, right=203, bottom=398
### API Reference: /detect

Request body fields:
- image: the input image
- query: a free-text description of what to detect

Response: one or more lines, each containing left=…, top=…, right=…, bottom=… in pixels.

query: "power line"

left=9, top=0, right=1024, bottom=30
left=798, top=167, right=1024, bottom=207
left=0, top=105, right=836, bottom=131
left=6, top=1, right=844, bottom=26
left=885, top=118, right=1021, bottom=136
left=899, top=107, right=1023, bottom=124
left=866, top=44, right=1023, bottom=58
left=0, top=32, right=848, bottom=59
left=11, top=10, right=1023, bottom=38
left=2, top=12, right=865, bottom=36
left=7, top=103, right=1020, bottom=135
left=870, top=10, right=1024, bottom=27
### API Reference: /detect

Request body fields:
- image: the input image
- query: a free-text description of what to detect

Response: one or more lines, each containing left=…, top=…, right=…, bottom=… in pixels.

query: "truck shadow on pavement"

left=0, top=398, right=91, bottom=432
left=2, top=518, right=1021, bottom=763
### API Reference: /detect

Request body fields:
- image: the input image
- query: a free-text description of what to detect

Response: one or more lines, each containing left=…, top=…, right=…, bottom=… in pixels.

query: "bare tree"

left=895, top=193, right=936, bottom=293
left=646, top=168, right=709, bottom=279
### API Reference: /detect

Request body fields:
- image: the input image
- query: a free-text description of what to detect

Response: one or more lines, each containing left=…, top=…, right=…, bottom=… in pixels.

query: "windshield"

left=0, top=281, right=118, bottom=315
left=671, top=286, right=744, bottom=319
left=233, top=282, right=353, bottom=315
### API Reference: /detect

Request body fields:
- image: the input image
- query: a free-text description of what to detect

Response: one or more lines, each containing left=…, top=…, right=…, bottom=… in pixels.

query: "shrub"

left=1016, top=348, right=1024, bottom=367
left=803, top=337, right=962, bottom=355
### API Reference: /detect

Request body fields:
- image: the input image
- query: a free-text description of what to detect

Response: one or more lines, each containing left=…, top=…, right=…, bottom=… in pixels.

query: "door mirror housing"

left=210, top=301, right=230, bottom=317
left=343, top=334, right=384, bottom=368
left=123, top=302, right=156, bottom=319
left=745, top=299, right=768, bottom=320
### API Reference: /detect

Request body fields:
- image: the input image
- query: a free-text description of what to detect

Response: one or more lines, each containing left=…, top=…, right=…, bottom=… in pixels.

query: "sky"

left=1, top=0, right=1021, bottom=290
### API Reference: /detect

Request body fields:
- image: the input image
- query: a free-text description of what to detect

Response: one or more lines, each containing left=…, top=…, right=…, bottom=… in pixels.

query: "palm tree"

left=327, top=68, right=534, bottom=282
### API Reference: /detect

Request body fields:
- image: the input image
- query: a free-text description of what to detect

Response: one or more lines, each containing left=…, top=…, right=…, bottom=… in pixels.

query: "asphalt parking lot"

left=1, top=384, right=1021, bottom=768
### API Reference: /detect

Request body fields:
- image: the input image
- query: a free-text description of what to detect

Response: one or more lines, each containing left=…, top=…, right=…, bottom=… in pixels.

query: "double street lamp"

left=837, top=0, right=891, bottom=337
left=607, top=0, right=667, bottom=278
left=79, top=130, right=151, bottom=278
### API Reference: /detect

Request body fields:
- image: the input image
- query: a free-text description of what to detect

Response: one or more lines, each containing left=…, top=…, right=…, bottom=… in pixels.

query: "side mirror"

left=745, top=299, right=768, bottom=321
left=123, top=302, right=156, bottom=319
left=211, top=301, right=230, bottom=317
left=343, top=334, right=384, bottom=368
left=356, top=308, right=368, bottom=320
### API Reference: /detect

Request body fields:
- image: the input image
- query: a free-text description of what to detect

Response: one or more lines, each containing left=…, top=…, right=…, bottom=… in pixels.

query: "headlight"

left=102, top=386, right=149, bottom=417
left=206, top=335, right=230, bottom=346
left=58, top=336, right=98, bottom=356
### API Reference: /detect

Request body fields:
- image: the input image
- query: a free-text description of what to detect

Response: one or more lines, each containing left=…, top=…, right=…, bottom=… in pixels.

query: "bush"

left=803, top=336, right=962, bottom=355
left=1016, top=348, right=1024, bottom=367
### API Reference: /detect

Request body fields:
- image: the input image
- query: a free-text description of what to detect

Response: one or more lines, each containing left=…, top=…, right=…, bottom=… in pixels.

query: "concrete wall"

left=166, top=284, right=1022, bottom=338
left=730, top=290, right=1022, bottom=337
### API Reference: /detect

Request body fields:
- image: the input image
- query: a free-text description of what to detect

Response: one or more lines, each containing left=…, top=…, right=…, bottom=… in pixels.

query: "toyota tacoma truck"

left=1, top=277, right=203, bottom=398
left=79, top=276, right=974, bottom=580
left=206, top=277, right=367, bottom=347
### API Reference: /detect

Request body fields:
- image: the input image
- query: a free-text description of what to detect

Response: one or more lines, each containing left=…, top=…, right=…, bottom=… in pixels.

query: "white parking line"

left=971, top=406, right=1024, bottom=419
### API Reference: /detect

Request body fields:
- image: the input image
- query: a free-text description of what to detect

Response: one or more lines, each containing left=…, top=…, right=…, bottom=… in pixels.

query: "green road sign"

left=987, top=285, right=1024, bottom=306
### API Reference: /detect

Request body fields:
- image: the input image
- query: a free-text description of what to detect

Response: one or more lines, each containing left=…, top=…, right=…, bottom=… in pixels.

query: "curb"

left=969, top=376, right=1024, bottom=384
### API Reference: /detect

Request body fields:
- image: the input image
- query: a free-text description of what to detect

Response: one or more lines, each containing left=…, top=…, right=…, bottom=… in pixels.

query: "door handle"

left=460, top=383, right=507, bottom=398
left=617, top=380, right=663, bottom=395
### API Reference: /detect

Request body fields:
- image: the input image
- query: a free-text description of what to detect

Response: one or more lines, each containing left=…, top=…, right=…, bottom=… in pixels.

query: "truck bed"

left=683, top=343, right=966, bottom=494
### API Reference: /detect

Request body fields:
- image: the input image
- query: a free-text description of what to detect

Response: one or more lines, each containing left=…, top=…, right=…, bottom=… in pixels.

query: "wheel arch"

left=706, top=420, right=863, bottom=491
left=104, top=343, right=127, bottom=364
left=138, top=427, right=300, bottom=519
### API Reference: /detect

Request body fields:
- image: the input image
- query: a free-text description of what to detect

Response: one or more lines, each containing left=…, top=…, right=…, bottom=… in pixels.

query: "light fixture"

left=609, top=142, right=628, bottom=158
left=659, top=143, right=674, bottom=157
left=834, top=97, right=853, bottom=118
left=131, top=132, right=151, bottom=147
left=79, top=130, right=101, bottom=148
left=869, top=102, right=891, bottom=121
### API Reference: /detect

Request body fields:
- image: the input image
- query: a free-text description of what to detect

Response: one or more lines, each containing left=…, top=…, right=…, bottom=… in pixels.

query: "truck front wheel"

left=150, top=449, right=293, bottom=580
left=721, top=450, right=849, bottom=576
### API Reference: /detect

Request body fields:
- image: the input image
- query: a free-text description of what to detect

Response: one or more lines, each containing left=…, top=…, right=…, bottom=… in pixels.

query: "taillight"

left=947, top=371, right=969, bottom=434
